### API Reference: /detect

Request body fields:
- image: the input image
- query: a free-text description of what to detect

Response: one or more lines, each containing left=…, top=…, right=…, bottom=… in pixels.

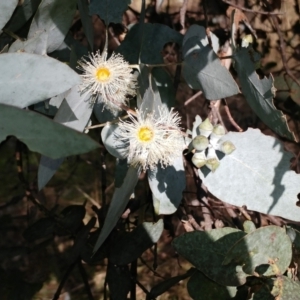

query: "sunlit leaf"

left=199, top=128, right=300, bottom=221
left=93, top=167, right=140, bottom=254
left=233, top=48, right=296, bottom=141
left=223, top=226, right=292, bottom=276
left=0, top=0, right=18, bottom=31
left=28, top=0, right=77, bottom=53
left=0, top=53, right=81, bottom=108
left=38, top=86, right=94, bottom=190
left=4, top=0, right=41, bottom=33
left=148, top=156, right=185, bottom=215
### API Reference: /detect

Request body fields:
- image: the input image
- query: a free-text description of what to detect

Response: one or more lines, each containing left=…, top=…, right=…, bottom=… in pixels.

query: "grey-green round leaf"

left=172, top=228, right=247, bottom=286
left=0, top=53, right=81, bottom=108
left=183, top=45, right=239, bottom=100
left=0, top=104, right=99, bottom=159
left=148, top=156, right=186, bottom=215
left=116, top=23, right=183, bottom=64
left=89, top=0, right=131, bottom=25
left=187, top=270, right=237, bottom=300
left=198, top=128, right=300, bottom=222
left=223, top=226, right=292, bottom=277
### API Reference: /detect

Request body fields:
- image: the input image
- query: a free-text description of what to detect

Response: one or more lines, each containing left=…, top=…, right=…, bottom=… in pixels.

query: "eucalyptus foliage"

left=0, top=0, right=300, bottom=299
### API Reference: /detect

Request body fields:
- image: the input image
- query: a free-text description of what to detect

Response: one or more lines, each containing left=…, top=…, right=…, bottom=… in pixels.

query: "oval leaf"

left=0, top=53, right=81, bottom=108
left=0, top=104, right=99, bottom=159
left=233, top=48, right=296, bottom=141
left=198, top=128, right=300, bottom=222
left=223, top=226, right=292, bottom=277
left=148, top=156, right=186, bottom=215
left=89, top=0, right=131, bottom=25
left=187, top=270, right=237, bottom=300
left=172, top=228, right=247, bottom=286
left=117, top=23, right=183, bottom=64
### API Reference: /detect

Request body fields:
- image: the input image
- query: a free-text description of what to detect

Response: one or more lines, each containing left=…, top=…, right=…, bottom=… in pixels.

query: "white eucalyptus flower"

left=77, top=51, right=137, bottom=112
left=118, top=108, right=183, bottom=170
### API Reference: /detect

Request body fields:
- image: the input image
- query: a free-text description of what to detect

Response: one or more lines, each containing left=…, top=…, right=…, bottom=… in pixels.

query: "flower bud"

left=192, top=135, right=209, bottom=151
left=205, top=147, right=220, bottom=172
left=199, top=118, right=213, bottom=137
left=192, top=151, right=206, bottom=168
left=210, top=124, right=226, bottom=147
left=217, top=140, right=236, bottom=155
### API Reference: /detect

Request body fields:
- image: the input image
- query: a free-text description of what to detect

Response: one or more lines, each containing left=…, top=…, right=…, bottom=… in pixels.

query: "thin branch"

left=78, top=261, right=94, bottom=300
left=222, top=99, right=243, bottom=132
left=184, top=91, right=202, bottom=106
left=52, top=261, right=77, bottom=300
left=222, top=0, right=284, bottom=15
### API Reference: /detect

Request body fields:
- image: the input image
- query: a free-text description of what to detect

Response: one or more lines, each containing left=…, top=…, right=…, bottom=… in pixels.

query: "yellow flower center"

left=137, top=126, right=154, bottom=142
left=96, top=67, right=110, bottom=81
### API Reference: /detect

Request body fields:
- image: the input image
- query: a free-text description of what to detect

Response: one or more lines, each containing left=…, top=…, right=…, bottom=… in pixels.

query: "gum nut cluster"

left=191, top=118, right=235, bottom=172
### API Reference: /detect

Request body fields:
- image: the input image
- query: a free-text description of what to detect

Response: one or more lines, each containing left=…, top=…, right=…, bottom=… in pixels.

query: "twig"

left=184, top=91, right=202, bottom=106
left=222, top=0, right=284, bottom=15
left=130, top=276, right=150, bottom=296
left=75, top=186, right=100, bottom=208
left=78, top=261, right=94, bottom=300
left=130, top=260, right=137, bottom=300
left=263, top=0, right=300, bottom=87
left=139, top=256, right=165, bottom=279
left=52, top=261, right=77, bottom=300
left=222, top=99, right=243, bottom=132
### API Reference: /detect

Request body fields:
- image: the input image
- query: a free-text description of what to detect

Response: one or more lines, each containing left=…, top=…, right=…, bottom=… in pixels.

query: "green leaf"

left=78, top=0, right=94, bottom=50
left=9, top=31, right=48, bottom=55
left=148, top=156, right=186, bottom=215
left=38, top=86, right=94, bottom=190
left=0, top=53, right=81, bottom=108
left=93, top=166, right=140, bottom=254
left=116, top=23, right=183, bottom=64
left=28, top=0, right=77, bottom=53
left=0, top=0, right=18, bottom=31
left=4, top=0, right=41, bottom=33
left=0, top=104, right=99, bottom=159
left=109, top=219, right=164, bottom=265
left=233, top=48, right=296, bottom=141
left=223, top=226, right=292, bottom=277
left=182, top=26, right=239, bottom=100
left=89, top=0, right=131, bottom=25
left=172, top=228, right=247, bottom=286
left=187, top=270, right=237, bottom=300
left=198, top=128, right=300, bottom=222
